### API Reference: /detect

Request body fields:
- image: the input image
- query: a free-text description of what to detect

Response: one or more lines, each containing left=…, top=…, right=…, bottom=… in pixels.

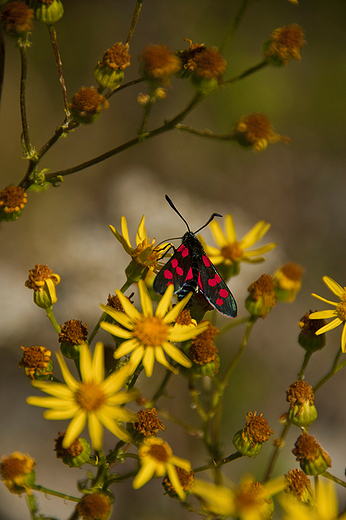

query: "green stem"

left=219, top=0, right=252, bottom=54
left=32, top=484, right=80, bottom=502
left=322, top=471, right=346, bottom=489
left=176, top=124, right=236, bottom=141
left=48, top=25, right=70, bottom=119
left=298, top=350, right=313, bottom=380
left=156, top=408, right=203, bottom=437
left=313, top=348, right=346, bottom=393
left=224, top=59, right=268, bottom=86
left=44, top=91, right=205, bottom=183
left=222, top=316, right=257, bottom=385
left=18, top=38, right=33, bottom=156
left=104, top=77, right=144, bottom=100
left=218, top=315, right=250, bottom=339
left=263, top=422, right=290, bottom=482
left=126, top=0, right=144, bottom=44
left=147, top=369, right=173, bottom=406
left=194, top=451, right=243, bottom=473
left=45, top=307, right=61, bottom=334
left=189, top=381, right=208, bottom=422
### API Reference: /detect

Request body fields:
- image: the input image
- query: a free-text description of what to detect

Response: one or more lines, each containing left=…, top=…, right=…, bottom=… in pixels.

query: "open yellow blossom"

left=27, top=342, right=138, bottom=450
left=310, top=276, right=346, bottom=353
left=100, top=280, right=208, bottom=377
left=198, top=215, right=276, bottom=278
left=132, top=437, right=191, bottom=500
left=110, top=215, right=169, bottom=273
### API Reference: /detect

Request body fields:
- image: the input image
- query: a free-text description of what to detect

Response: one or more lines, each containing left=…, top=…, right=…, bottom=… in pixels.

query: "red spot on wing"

left=198, top=272, right=203, bottom=290
left=171, top=258, right=178, bottom=268
left=182, top=246, right=189, bottom=257
left=216, top=298, right=223, bottom=306
left=215, top=274, right=221, bottom=283
left=186, top=268, right=193, bottom=280
left=164, top=270, right=173, bottom=279
left=202, top=255, right=211, bottom=267
left=219, top=288, right=228, bottom=298
left=208, top=278, right=217, bottom=287
left=176, top=266, right=183, bottom=276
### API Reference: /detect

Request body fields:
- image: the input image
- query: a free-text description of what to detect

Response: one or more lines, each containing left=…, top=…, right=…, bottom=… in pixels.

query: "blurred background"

left=1, top=0, right=345, bottom=518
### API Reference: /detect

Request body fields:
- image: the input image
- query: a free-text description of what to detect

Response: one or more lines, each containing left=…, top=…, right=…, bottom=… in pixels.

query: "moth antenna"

left=194, top=212, right=222, bottom=234
left=165, top=195, right=191, bottom=232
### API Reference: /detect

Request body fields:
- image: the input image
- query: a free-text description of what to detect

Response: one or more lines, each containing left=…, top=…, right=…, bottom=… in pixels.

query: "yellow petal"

left=242, top=243, right=277, bottom=257
left=132, top=459, right=157, bottom=489
left=142, top=347, right=155, bottom=377
left=154, top=346, right=177, bottom=374
left=99, top=304, right=134, bottom=329
left=309, top=310, right=337, bottom=319
left=136, top=215, right=147, bottom=245
left=161, top=342, right=192, bottom=368
left=62, top=411, right=87, bottom=448
left=100, top=321, right=134, bottom=339
left=209, top=220, right=227, bottom=247
left=79, top=343, right=93, bottom=383
left=106, top=389, right=139, bottom=406
left=120, top=216, right=132, bottom=249
left=166, top=464, right=185, bottom=500
left=109, top=224, right=133, bottom=255
left=138, top=280, right=153, bottom=317
left=54, top=354, right=79, bottom=392
left=30, top=380, right=74, bottom=399
left=96, top=410, right=132, bottom=442
left=323, top=276, right=345, bottom=299
left=163, top=291, right=192, bottom=323
left=26, top=396, right=73, bottom=409
left=240, top=221, right=271, bottom=249
left=155, top=283, right=175, bottom=318
left=224, top=214, right=237, bottom=243
left=128, top=346, right=145, bottom=372
left=101, top=366, right=132, bottom=396
left=314, top=317, right=343, bottom=335
left=91, top=342, right=104, bottom=384
left=114, top=338, right=141, bottom=358
left=342, top=323, right=346, bottom=353
left=311, top=293, right=338, bottom=306
left=116, top=290, right=142, bottom=321
left=170, top=455, right=191, bottom=472
left=88, top=413, right=103, bottom=451
left=43, top=407, right=80, bottom=420
left=169, top=321, right=208, bottom=342
left=101, top=404, right=136, bottom=422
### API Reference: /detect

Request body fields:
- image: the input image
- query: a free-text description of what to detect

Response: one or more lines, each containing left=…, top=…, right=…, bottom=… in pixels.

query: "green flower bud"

left=233, top=429, right=263, bottom=458
left=32, top=0, right=64, bottom=24
left=298, top=311, right=326, bottom=352
left=0, top=185, right=27, bottom=222
left=0, top=1, right=34, bottom=39
left=58, top=320, right=88, bottom=360
left=245, top=274, right=276, bottom=318
left=190, top=47, right=226, bottom=93
left=162, top=467, right=194, bottom=500
left=286, top=380, right=318, bottom=428
left=263, top=24, right=305, bottom=67
left=0, top=452, right=36, bottom=495
left=284, top=468, right=314, bottom=504
left=94, top=42, right=130, bottom=89
left=292, top=434, right=332, bottom=476
left=233, top=412, right=274, bottom=458
left=69, top=87, right=109, bottom=125
left=19, top=346, right=53, bottom=380
left=54, top=432, right=91, bottom=468
left=25, top=264, right=60, bottom=309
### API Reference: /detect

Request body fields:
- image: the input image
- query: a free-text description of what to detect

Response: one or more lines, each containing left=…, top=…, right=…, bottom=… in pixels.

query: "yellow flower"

left=280, top=480, right=346, bottom=520
left=132, top=437, right=191, bottom=500
left=100, top=280, right=208, bottom=377
left=0, top=452, right=35, bottom=495
left=110, top=215, right=168, bottom=275
left=310, top=276, right=346, bottom=353
left=199, top=215, right=276, bottom=278
left=27, top=342, right=138, bottom=451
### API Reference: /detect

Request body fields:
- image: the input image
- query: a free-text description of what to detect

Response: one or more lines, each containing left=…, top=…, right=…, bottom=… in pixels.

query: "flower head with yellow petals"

left=100, top=280, right=208, bottom=377
left=132, top=437, right=191, bottom=500
left=310, top=276, right=346, bottom=353
left=27, top=342, right=138, bottom=451
left=198, top=215, right=276, bottom=279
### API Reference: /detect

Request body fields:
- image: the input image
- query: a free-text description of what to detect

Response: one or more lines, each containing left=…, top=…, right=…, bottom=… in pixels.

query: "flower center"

left=149, top=444, right=170, bottom=462
left=336, top=296, right=346, bottom=321
left=75, top=382, right=106, bottom=412
left=221, top=242, right=243, bottom=262
left=133, top=316, right=168, bottom=347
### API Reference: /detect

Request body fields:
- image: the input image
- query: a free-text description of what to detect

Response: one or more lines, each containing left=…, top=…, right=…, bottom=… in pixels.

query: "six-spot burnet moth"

left=153, top=195, right=237, bottom=318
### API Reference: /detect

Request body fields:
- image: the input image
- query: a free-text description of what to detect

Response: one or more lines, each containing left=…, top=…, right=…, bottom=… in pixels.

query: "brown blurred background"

left=1, top=0, right=345, bottom=518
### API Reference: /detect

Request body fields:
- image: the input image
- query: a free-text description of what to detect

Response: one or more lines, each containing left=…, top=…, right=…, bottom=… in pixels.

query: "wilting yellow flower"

left=132, top=437, right=191, bottom=500
left=100, top=280, right=208, bottom=377
left=199, top=215, right=276, bottom=278
left=0, top=452, right=35, bottom=495
left=27, top=342, right=138, bottom=450
left=310, top=276, right=346, bottom=353
left=110, top=215, right=168, bottom=274
left=280, top=480, right=346, bottom=520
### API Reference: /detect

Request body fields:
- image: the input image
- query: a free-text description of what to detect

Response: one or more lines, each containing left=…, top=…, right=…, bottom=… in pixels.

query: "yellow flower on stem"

left=199, top=215, right=276, bottom=278
left=27, top=342, right=138, bottom=451
left=310, top=276, right=346, bottom=353
left=132, top=437, right=191, bottom=500
left=100, top=280, right=208, bottom=377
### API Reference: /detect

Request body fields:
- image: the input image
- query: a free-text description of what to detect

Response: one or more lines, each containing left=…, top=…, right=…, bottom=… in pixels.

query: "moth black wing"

left=153, top=242, right=194, bottom=295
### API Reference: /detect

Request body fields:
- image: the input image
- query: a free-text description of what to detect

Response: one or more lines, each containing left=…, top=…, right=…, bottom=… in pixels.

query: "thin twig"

left=48, top=25, right=70, bottom=119
left=126, top=0, right=144, bottom=45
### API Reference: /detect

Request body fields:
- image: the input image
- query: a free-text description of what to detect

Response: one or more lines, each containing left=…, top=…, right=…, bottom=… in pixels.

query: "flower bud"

left=233, top=113, right=291, bottom=153
left=76, top=493, right=112, bottom=520
left=0, top=185, right=27, bottom=221
left=0, top=1, right=34, bottom=38
left=162, top=467, right=194, bottom=500
left=273, top=262, right=304, bottom=302
left=54, top=432, right=91, bottom=468
left=298, top=311, right=326, bottom=352
left=0, top=452, right=35, bottom=495
left=175, top=39, right=206, bottom=79
left=58, top=320, right=88, bottom=360
left=233, top=412, right=273, bottom=458
left=32, top=0, right=64, bottom=25
left=69, top=87, right=109, bottom=125
left=94, top=42, right=130, bottom=89
left=19, top=346, right=53, bottom=380
left=284, top=468, right=314, bottom=503
left=245, top=274, right=276, bottom=318
left=127, top=408, right=166, bottom=445
left=25, top=264, right=60, bottom=309
left=292, top=434, right=332, bottom=476
left=286, top=380, right=318, bottom=428
left=184, top=321, right=220, bottom=378
left=191, top=47, right=226, bottom=92
left=140, top=44, right=181, bottom=85
left=263, top=24, right=305, bottom=67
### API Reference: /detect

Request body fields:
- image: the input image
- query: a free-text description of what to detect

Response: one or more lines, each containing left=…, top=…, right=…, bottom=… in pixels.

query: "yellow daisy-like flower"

left=100, top=280, right=208, bottom=377
left=310, top=276, right=346, bottom=353
left=27, top=342, right=138, bottom=451
left=199, top=215, right=276, bottom=278
left=110, top=215, right=168, bottom=274
left=132, top=437, right=191, bottom=500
